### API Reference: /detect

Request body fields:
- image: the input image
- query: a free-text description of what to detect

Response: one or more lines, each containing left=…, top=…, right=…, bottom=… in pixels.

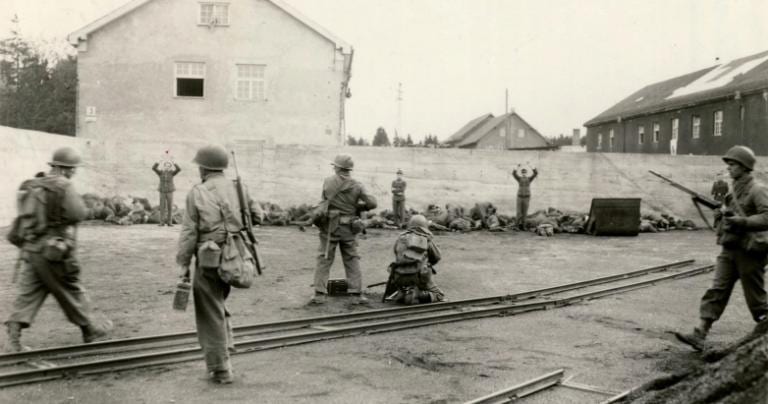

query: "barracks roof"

left=585, top=50, right=768, bottom=127
left=443, top=113, right=494, bottom=145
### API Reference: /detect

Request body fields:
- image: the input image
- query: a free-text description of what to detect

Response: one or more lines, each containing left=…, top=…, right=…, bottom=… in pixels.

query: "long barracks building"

left=584, top=50, right=768, bottom=156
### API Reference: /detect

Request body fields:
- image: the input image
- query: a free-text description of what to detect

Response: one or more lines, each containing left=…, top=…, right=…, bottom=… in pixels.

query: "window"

left=517, top=128, right=525, bottom=138
left=638, top=126, right=645, bottom=144
left=609, top=129, right=614, bottom=150
left=200, top=3, right=229, bottom=25
left=175, top=62, right=205, bottom=97
left=671, top=118, right=679, bottom=139
left=653, top=122, right=660, bottom=143
left=713, top=110, right=723, bottom=136
left=692, top=115, right=701, bottom=139
left=597, top=133, right=603, bottom=150
left=235, top=64, right=265, bottom=100
left=740, top=105, right=745, bottom=121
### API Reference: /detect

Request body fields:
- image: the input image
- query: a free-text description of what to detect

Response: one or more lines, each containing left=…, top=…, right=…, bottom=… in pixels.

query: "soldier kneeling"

left=384, top=215, right=445, bottom=304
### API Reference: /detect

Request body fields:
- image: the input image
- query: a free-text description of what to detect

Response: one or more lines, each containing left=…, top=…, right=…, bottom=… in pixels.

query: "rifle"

left=231, top=151, right=265, bottom=275
left=649, top=170, right=722, bottom=231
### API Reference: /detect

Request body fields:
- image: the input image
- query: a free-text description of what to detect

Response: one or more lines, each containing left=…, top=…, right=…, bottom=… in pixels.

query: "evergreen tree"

left=372, top=127, right=391, bottom=146
left=346, top=135, right=357, bottom=146
left=0, top=16, right=76, bottom=135
left=405, top=134, right=414, bottom=146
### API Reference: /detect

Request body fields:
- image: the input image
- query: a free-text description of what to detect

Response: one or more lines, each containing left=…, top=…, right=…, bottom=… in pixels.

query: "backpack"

left=393, top=231, right=429, bottom=275
left=6, top=178, right=62, bottom=248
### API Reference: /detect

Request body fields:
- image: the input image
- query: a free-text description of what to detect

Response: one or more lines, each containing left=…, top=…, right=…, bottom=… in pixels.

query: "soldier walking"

left=4, top=147, right=111, bottom=352
left=676, top=146, right=768, bottom=350
left=513, top=165, right=538, bottom=230
left=152, top=159, right=181, bottom=226
left=309, top=154, right=377, bottom=305
left=176, top=145, right=263, bottom=384
left=391, top=169, right=407, bottom=227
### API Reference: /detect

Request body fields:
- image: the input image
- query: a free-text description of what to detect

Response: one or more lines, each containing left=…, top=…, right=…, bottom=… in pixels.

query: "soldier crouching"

left=176, top=145, right=263, bottom=384
left=385, top=215, right=445, bottom=304
left=309, top=154, right=377, bottom=305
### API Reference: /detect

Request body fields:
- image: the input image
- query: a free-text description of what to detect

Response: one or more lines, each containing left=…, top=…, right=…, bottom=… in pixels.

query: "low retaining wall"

left=1, top=126, right=753, bottom=227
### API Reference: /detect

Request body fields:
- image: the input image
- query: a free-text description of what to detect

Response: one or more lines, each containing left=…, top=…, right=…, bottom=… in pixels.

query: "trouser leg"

left=339, top=239, right=362, bottom=293
left=735, top=249, right=768, bottom=321
left=6, top=258, right=48, bottom=327
left=30, top=254, right=91, bottom=327
left=164, top=193, right=174, bottom=224
left=700, top=250, right=739, bottom=322
left=193, top=265, right=232, bottom=373
left=419, top=271, right=445, bottom=302
left=158, top=192, right=167, bottom=224
left=314, top=233, right=337, bottom=294
left=517, top=196, right=530, bottom=229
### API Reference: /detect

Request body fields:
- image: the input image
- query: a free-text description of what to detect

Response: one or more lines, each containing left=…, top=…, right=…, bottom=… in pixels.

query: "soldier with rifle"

left=176, top=145, right=264, bottom=384
left=309, top=154, right=377, bottom=305
left=653, top=145, right=768, bottom=350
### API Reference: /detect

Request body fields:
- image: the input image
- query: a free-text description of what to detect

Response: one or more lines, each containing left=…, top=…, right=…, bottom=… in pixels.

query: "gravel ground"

left=0, top=224, right=756, bottom=404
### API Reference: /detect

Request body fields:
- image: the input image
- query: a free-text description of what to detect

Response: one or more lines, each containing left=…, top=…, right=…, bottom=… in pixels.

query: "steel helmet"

left=331, top=154, right=354, bottom=170
left=408, top=214, right=429, bottom=230
left=192, top=145, right=229, bottom=170
left=48, top=147, right=82, bottom=167
left=722, top=145, right=756, bottom=171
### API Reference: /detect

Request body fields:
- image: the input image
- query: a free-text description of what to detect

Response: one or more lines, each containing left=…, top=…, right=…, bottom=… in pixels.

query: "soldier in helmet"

left=309, top=154, right=377, bottom=305
left=385, top=215, right=445, bottom=304
left=176, top=145, right=263, bottom=384
left=676, top=145, right=768, bottom=350
left=152, top=157, right=181, bottom=226
left=391, top=169, right=407, bottom=227
left=5, top=147, right=112, bottom=352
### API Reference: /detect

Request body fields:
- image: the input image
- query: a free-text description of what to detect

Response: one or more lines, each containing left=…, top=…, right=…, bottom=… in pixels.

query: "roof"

left=67, top=0, right=352, bottom=53
left=585, top=50, right=768, bottom=126
left=443, top=113, right=494, bottom=145
left=454, top=112, right=552, bottom=149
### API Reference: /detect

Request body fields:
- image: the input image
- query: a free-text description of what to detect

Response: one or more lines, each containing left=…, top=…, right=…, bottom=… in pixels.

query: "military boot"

left=5, top=322, right=30, bottom=353
left=81, top=319, right=113, bottom=343
left=675, top=320, right=712, bottom=351
left=350, top=293, right=371, bottom=306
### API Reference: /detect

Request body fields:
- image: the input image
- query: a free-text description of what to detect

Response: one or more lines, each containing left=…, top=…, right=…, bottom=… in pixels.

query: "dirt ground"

left=0, top=224, right=757, bottom=404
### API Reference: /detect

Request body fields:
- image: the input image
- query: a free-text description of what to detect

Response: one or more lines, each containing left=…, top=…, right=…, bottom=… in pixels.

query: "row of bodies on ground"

left=82, top=194, right=699, bottom=235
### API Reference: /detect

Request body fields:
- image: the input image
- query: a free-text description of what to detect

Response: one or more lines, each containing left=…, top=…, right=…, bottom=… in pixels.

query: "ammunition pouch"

left=197, top=240, right=222, bottom=268
left=42, top=236, right=69, bottom=262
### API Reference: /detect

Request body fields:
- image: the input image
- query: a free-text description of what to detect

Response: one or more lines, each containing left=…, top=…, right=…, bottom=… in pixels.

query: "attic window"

left=200, top=3, right=229, bottom=26
left=175, top=62, right=205, bottom=97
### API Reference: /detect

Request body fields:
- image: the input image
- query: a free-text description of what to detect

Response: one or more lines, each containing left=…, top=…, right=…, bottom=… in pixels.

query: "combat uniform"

left=153, top=162, right=181, bottom=226
left=389, top=224, right=445, bottom=304
left=677, top=145, right=768, bottom=350
left=6, top=152, right=110, bottom=350
left=513, top=168, right=538, bottom=230
left=702, top=173, right=768, bottom=323
left=711, top=179, right=729, bottom=203
left=313, top=172, right=377, bottom=296
left=391, top=177, right=407, bottom=226
left=177, top=171, right=262, bottom=379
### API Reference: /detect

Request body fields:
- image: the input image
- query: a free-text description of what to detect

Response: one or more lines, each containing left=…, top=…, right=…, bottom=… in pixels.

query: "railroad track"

left=0, top=259, right=711, bottom=388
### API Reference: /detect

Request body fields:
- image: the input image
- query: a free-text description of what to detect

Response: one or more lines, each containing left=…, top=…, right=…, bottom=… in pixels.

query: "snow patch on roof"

left=667, top=54, right=768, bottom=99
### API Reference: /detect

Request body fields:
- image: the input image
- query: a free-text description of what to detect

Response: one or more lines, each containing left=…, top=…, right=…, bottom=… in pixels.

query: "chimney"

left=572, top=128, right=581, bottom=146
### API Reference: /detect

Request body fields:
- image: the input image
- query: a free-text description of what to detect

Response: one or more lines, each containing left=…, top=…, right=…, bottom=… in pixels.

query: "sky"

left=2, top=0, right=768, bottom=142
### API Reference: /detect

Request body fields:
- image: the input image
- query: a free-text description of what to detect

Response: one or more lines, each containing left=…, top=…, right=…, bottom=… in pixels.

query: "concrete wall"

left=5, top=125, right=765, bottom=227
left=75, top=0, right=349, bottom=146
